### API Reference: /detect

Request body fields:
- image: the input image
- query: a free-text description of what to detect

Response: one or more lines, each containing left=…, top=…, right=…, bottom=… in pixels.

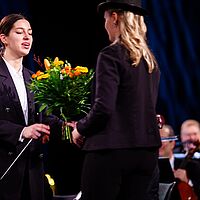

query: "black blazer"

left=174, top=157, right=200, bottom=198
left=0, top=57, right=61, bottom=200
left=77, top=43, right=161, bottom=151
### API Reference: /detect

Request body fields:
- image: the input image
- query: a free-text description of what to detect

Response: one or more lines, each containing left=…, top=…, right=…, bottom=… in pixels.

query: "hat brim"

left=97, top=2, right=148, bottom=16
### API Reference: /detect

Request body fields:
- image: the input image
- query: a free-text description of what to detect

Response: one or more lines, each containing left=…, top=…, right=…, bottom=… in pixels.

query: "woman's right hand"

left=174, top=168, right=189, bottom=183
left=22, top=123, right=50, bottom=140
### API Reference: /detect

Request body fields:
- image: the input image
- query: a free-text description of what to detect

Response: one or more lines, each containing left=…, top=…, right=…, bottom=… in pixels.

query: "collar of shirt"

left=169, top=155, right=175, bottom=170
left=2, top=57, right=23, bottom=77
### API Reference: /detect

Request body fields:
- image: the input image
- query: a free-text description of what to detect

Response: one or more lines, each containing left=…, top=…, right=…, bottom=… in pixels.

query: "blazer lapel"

left=0, top=58, right=26, bottom=124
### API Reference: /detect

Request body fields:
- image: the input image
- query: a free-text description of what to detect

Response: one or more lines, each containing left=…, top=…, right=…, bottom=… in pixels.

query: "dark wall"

left=29, top=0, right=107, bottom=69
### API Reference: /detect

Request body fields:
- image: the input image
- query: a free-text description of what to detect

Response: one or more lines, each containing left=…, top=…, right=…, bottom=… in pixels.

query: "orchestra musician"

left=174, top=119, right=200, bottom=199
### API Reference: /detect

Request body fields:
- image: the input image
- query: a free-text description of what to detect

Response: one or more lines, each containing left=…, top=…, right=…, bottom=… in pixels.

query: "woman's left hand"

left=71, top=127, right=85, bottom=148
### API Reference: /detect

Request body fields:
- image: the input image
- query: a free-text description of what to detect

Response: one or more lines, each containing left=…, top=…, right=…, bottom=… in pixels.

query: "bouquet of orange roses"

left=28, top=56, right=94, bottom=142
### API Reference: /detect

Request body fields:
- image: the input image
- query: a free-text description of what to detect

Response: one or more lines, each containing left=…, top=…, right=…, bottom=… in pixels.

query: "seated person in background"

left=147, top=123, right=179, bottom=199
left=174, top=119, right=200, bottom=199
left=159, top=124, right=176, bottom=169
left=158, top=124, right=181, bottom=200
left=180, top=119, right=200, bottom=153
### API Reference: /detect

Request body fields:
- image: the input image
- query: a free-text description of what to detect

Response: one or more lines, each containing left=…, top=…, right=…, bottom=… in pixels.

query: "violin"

left=176, top=140, right=200, bottom=200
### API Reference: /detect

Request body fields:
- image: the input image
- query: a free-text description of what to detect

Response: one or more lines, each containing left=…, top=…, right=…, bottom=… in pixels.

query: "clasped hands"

left=22, top=122, right=85, bottom=147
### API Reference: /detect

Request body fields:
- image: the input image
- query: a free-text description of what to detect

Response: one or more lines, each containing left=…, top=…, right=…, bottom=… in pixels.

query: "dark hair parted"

left=0, top=13, right=26, bottom=35
left=0, top=13, right=27, bottom=55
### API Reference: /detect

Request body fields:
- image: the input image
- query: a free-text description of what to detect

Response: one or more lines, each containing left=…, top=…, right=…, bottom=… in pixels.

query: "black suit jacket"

left=77, top=42, right=161, bottom=151
left=174, top=157, right=200, bottom=198
left=0, top=57, right=61, bottom=200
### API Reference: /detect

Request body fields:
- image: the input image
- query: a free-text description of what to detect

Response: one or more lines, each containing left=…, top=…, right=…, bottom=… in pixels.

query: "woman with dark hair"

left=70, top=0, right=161, bottom=199
left=0, top=13, right=62, bottom=200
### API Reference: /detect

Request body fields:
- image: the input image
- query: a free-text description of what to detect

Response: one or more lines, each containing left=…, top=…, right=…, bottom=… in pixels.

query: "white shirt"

left=169, top=155, right=175, bottom=170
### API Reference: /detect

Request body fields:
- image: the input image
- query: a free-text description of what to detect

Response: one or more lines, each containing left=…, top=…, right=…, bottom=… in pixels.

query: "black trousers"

left=80, top=148, right=158, bottom=200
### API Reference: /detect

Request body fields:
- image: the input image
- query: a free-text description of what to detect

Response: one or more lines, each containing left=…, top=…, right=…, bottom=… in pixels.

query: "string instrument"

left=176, top=140, right=200, bottom=200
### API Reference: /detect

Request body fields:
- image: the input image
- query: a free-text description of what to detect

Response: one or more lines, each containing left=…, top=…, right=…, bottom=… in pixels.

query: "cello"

left=176, top=140, right=200, bottom=200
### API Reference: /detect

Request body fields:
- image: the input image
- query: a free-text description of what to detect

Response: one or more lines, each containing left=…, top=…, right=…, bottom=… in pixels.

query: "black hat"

left=97, top=0, right=148, bottom=16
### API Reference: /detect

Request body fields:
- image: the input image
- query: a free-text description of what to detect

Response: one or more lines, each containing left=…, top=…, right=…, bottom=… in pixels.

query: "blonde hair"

left=110, top=10, right=158, bottom=73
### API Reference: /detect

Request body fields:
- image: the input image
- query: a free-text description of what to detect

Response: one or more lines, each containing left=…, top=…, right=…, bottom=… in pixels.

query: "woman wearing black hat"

left=71, top=0, right=161, bottom=199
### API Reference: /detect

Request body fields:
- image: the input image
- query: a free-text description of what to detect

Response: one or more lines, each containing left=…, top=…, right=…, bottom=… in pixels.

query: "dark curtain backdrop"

left=143, top=0, right=200, bottom=135
left=1, top=0, right=200, bottom=194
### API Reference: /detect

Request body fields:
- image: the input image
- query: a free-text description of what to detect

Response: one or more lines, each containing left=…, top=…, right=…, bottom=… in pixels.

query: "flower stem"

left=60, top=107, right=72, bottom=143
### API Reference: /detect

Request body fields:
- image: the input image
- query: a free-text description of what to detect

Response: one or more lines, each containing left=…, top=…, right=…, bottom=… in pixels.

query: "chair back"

left=159, top=181, right=176, bottom=200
